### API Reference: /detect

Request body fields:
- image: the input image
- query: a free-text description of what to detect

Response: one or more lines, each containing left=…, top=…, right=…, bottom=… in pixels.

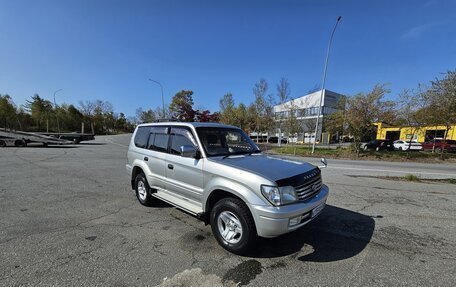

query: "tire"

left=363, top=145, right=368, bottom=151
left=73, top=138, right=80, bottom=144
left=14, top=140, right=26, bottom=147
left=375, top=147, right=380, bottom=152
left=134, top=173, right=154, bottom=206
left=435, top=147, right=442, bottom=153
left=0, top=140, right=6, bottom=147
left=210, top=198, right=257, bottom=255
left=398, top=147, right=403, bottom=151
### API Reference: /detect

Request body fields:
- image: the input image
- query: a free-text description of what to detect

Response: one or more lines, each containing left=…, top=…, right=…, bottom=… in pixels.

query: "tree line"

left=1, top=70, right=454, bottom=143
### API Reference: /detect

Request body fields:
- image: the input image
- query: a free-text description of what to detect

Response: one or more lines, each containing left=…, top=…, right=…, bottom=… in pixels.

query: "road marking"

left=328, top=166, right=456, bottom=177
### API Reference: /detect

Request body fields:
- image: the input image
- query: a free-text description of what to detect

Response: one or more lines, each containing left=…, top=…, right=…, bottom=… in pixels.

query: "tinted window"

left=134, top=126, right=150, bottom=148
left=147, top=133, right=156, bottom=149
left=153, top=134, right=169, bottom=152
left=149, top=126, right=169, bottom=152
left=170, top=128, right=197, bottom=155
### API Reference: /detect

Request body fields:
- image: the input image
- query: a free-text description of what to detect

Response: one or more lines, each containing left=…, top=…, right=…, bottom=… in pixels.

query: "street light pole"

left=148, top=79, right=165, bottom=119
left=53, top=89, right=63, bottom=133
left=312, top=16, right=342, bottom=154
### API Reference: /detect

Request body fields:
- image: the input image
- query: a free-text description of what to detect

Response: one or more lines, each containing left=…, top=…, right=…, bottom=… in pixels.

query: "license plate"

left=312, top=203, right=326, bottom=218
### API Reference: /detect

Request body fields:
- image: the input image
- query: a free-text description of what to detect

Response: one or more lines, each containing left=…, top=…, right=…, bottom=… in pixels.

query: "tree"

left=169, top=90, right=195, bottom=121
left=422, top=70, right=456, bottom=156
left=195, top=110, right=219, bottom=122
left=275, top=78, right=291, bottom=145
left=219, top=93, right=236, bottom=125
left=0, top=94, right=17, bottom=129
left=397, top=88, right=428, bottom=157
left=235, top=103, right=248, bottom=130
left=252, top=78, right=269, bottom=141
left=283, top=99, right=302, bottom=154
left=136, top=108, right=156, bottom=123
left=337, top=85, right=396, bottom=156
left=25, top=94, right=53, bottom=131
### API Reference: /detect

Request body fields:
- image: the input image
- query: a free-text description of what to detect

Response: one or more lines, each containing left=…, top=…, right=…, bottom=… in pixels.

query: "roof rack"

left=154, top=118, right=180, bottom=123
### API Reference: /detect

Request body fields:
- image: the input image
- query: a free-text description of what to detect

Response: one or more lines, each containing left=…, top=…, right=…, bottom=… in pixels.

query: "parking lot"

left=1, top=134, right=455, bottom=286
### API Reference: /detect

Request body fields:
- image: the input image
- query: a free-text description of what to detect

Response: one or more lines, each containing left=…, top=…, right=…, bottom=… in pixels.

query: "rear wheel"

left=210, top=198, right=257, bottom=255
left=134, top=173, right=154, bottom=206
left=14, top=140, right=26, bottom=147
left=435, top=147, right=442, bottom=153
left=0, top=140, right=6, bottom=147
left=399, top=146, right=403, bottom=151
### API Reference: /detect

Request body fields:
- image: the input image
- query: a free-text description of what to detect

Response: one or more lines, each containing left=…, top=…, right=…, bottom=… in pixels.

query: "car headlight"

left=261, top=185, right=298, bottom=206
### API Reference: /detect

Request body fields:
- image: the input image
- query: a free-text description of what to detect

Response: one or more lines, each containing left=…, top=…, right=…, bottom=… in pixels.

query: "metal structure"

left=312, top=16, right=342, bottom=154
left=0, top=128, right=71, bottom=147
left=148, top=79, right=165, bottom=118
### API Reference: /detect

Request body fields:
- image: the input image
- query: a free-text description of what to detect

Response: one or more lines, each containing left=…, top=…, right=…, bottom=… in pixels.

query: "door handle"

left=144, top=157, right=148, bottom=161
left=168, top=164, right=174, bottom=170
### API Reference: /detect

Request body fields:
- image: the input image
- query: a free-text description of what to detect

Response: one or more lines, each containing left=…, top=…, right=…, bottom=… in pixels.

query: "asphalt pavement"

left=0, top=134, right=455, bottom=286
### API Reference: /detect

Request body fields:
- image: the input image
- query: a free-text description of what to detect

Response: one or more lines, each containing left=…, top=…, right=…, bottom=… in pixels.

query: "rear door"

left=165, top=126, right=204, bottom=204
left=144, top=126, right=170, bottom=190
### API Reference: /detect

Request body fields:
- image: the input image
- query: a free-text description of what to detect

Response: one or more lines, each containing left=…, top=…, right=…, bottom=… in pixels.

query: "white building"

left=274, top=89, right=345, bottom=143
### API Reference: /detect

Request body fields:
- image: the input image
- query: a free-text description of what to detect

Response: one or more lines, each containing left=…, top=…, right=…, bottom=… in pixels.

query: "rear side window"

left=149, top=126, right=169, bottom=153
left=170, top=127, right=197, bottom=155
left=134, top=126, right=150, bottom=148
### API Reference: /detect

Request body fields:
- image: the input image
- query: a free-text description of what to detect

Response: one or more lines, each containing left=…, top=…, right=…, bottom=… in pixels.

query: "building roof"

left=274, top=89, right=345, bottom=112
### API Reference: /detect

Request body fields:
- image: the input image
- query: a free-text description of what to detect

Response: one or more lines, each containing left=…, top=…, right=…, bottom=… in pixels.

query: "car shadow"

left=250, top=205, right=375, bottom=262
left=17, top=145, right=79, bottom=149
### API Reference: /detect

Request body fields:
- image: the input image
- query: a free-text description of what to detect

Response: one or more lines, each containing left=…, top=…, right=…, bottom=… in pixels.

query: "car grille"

left=295, top=173, right=322, bottom=201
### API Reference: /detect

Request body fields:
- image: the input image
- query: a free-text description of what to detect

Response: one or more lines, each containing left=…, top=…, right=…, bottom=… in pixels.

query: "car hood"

left=209, top=154, right=317, bottom=182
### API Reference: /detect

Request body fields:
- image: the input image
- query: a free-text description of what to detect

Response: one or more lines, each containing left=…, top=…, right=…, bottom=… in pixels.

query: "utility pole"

left=312, top=16, right=342, bottom=154
left=148, top=79, right=165, bottom=119
left=53, top=89, right=63, bottom=133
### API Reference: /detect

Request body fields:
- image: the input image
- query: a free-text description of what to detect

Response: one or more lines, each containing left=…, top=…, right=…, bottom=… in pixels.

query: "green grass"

left=404, top=174, right=421, bottom=182
left=267, top=144, right=456, bottom=162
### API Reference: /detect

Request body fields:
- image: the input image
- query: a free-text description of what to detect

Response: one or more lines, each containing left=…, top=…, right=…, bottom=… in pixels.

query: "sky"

left=1, top=0, right=455, bottom=118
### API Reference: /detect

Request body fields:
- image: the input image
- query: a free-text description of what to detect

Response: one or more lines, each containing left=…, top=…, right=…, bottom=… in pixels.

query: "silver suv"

left=126, top=122, right=329, bottom=254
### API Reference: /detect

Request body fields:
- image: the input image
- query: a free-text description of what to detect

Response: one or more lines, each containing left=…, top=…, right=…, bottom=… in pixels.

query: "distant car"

left=421, top=139, right=456, bottom=153
left=268, top=136, right=288, bottom=144
left=360, top=139, right=394, bottom=151
left=393, top=140, right=423, bottom=151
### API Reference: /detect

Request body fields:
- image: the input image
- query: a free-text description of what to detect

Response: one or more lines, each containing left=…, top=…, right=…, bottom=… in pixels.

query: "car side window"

left=134, top=126, right=151, bottom=148
left=149, top=127, right=169, bottom=153
left=170, top=127, right=197, bottom=155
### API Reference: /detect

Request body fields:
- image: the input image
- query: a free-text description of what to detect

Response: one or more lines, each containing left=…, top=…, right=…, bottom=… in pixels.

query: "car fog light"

left=289, top=215, right=303, bottom=227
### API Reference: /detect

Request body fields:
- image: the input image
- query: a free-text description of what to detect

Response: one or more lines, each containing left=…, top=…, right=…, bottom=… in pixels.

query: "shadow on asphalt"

left=250, top=205, right=375, bottom=261
left=78, top=142, right=107, bottom=145
left=5, top=145, right=79, bottom=149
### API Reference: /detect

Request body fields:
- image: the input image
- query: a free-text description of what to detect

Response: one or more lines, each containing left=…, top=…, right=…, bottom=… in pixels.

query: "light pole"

left=53, top=89, right=63, bottom=133
left=312, top=16, right=342, bottom=154
left=148, top=79, right=165, bottom=119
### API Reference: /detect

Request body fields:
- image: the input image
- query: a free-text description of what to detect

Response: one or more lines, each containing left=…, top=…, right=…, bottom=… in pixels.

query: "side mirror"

left=180, top=145, right=198, bottom=158
left=319, top=157, right=328, bottom=168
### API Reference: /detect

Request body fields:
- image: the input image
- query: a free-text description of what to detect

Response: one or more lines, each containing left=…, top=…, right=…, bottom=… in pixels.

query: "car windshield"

left=196, top=127, right=260, bottom=157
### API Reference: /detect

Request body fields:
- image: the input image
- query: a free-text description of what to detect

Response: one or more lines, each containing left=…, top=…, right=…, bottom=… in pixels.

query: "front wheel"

left=134, top=173, right=154, bottom=206
left=0, top=140, right=6, bottom=147
left=210, top=198, right=257, bottom=255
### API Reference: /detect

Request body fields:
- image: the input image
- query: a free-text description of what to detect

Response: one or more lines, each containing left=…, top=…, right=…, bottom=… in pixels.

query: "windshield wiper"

left=248, top=150, right=261, bottom=156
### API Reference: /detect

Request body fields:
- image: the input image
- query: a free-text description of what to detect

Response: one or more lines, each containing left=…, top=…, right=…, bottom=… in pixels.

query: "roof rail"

left=154, top=118, right=180, bottom=123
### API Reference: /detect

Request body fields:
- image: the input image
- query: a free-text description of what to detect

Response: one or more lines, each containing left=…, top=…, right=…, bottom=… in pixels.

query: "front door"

left=165, top=127, right=204, bottom=205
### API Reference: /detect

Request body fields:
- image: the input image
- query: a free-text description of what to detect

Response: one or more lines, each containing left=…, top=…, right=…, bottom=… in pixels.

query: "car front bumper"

left=250, top=184, right=329, bottom=238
